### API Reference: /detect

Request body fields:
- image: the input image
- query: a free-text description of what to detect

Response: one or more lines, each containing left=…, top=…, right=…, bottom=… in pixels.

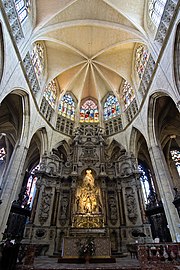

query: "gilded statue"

left=75, top=169, right=102, bottom=215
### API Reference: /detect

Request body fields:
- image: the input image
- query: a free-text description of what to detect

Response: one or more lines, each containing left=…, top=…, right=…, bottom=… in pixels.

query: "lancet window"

left=122, top=81, right=135, bottom=109
left=23, top=165, right=39, bottom=209
left=103, top=94, right=120, bottom=121
left=148, top=0, right=167, bottom=27
left=138, top=162, right=155, bottom=205
left=14, top=0, right=30, bottom=23
left=31, top=42, right=44, bottom=78
left=80, top=99, right=99, bottom=123
left=135, top=45, right=149, bottom=79
left=170, top=150, right=180, bottom=176
left=44, top=79, right=57, bottom=109
left=58, top=93, right=75, bottom=121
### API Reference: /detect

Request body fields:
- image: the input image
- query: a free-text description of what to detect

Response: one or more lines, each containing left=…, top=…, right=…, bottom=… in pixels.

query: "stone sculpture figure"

left=39, top=192, right=51, bottom=224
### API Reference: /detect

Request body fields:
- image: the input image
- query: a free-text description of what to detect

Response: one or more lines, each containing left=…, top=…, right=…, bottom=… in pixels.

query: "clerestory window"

left=148, top=0, right=167, bottom=27
left=31, top=42, right=45, bottom=79
left=122, top=81, right=135, bottom=110
left=80, top=99, right=99, bottom=123
left=138, top=162, right=155, bottom=205
left=43, top=79, right=57, bottom=109
left=135, top=44, right=149, bottom=80
left=103, top=94, right=120, bottom=121
left=14, top=0, right=30, bottom=23
left=58, top=93, right=75, bottom=121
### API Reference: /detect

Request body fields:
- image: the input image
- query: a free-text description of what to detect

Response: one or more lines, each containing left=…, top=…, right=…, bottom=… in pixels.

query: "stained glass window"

left=14, top=0, right=30, bottom=23
left=122, top=81, right=135, bottom=109
left=23, top=165, right=39, bottom=209
left=80, top=99, right=99, bottom=123
left=44, top=79, right=57, bottom=109
left=58, top=94, right=75, bottom=121
left=148, top=0, right=167, bottom=27
left=31, top=42, right=44, bottom=78
left=138, top=163, right=155, bottom=205
left=170, top=150, right=180, bottom=176
left=103, top=95, right=120, bottom=121
left=135, top=45, right=149, bottom=79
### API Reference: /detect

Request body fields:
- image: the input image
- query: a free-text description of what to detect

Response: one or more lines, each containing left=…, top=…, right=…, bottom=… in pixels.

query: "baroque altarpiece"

left=24, top=125, right=151, bottom=256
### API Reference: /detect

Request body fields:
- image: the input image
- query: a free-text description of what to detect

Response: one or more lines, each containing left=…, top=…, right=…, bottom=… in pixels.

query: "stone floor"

left=26, top=255, right=140, bottom=270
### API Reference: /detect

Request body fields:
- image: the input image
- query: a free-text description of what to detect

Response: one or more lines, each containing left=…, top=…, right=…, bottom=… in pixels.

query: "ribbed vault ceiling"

left=33, top=0, right=147, bottom=103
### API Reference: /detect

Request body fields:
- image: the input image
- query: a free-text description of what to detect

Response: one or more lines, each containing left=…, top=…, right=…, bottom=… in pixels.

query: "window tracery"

left=31, top=42, right=44, bottom=79
left=103, top=94, right=120, bottom=121
left=58, top=93, right=75, bottom=121
left=80, top=99, right=99, bottom=123
left=44, top=79, right=57, bottom=109
left=135, top=45, right=149, bottom=79
left=122, top=81, right=135, bottom=109
left=14, top=0, right=30, bottom=23
left=148, top=0, right=167, bottom=27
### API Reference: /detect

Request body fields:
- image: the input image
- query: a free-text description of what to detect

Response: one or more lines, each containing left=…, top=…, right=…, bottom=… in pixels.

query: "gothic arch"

left=52, top=139, right=71, bottom=161
left=107, top=139, right=126, bottom=161
left=148, top=92, right=180, bottom=147
left=129, top=127, right=141, bottom=157
left=148, top=93, right=180, bottom=189
left=129, top=127, right=154, bottom=177
left=0, top=91, right=30, bottom=180
left=148, top=92, right=168, bottom=146
left=23, top=127, right=49, bottom=173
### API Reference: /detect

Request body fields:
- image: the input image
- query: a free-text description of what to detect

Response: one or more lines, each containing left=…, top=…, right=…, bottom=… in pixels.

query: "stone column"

left=135, top=173, right=147, bottom=223
left=30, top=180, right=41, bottom=223
left=103, top=188, right=108, bottom=226
left=0, top=144, right=29, bottom=239
left=100, top=177, right=107, bottom=225
left=149, top=144, right=180, bottom=242
left=117, top=182, right=125, bottom=225
left=52, top=188, right=60, bottom=226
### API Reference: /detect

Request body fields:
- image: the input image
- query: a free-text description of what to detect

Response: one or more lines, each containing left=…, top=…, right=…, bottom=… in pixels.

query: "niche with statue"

left=72, top=169, right=104, bottom=228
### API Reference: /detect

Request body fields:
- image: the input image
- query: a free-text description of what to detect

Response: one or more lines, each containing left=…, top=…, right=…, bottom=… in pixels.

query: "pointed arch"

left=0, top=90, right=30, bottom=195
left=106, top=139, right=126, bottom=161
left=52, top=139, right=71, bottom=161
left=148, top=92, right=180, bottom=186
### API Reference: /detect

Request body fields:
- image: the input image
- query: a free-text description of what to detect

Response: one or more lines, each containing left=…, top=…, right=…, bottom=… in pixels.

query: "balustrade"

left=138, top=243, right=180, bottom=269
